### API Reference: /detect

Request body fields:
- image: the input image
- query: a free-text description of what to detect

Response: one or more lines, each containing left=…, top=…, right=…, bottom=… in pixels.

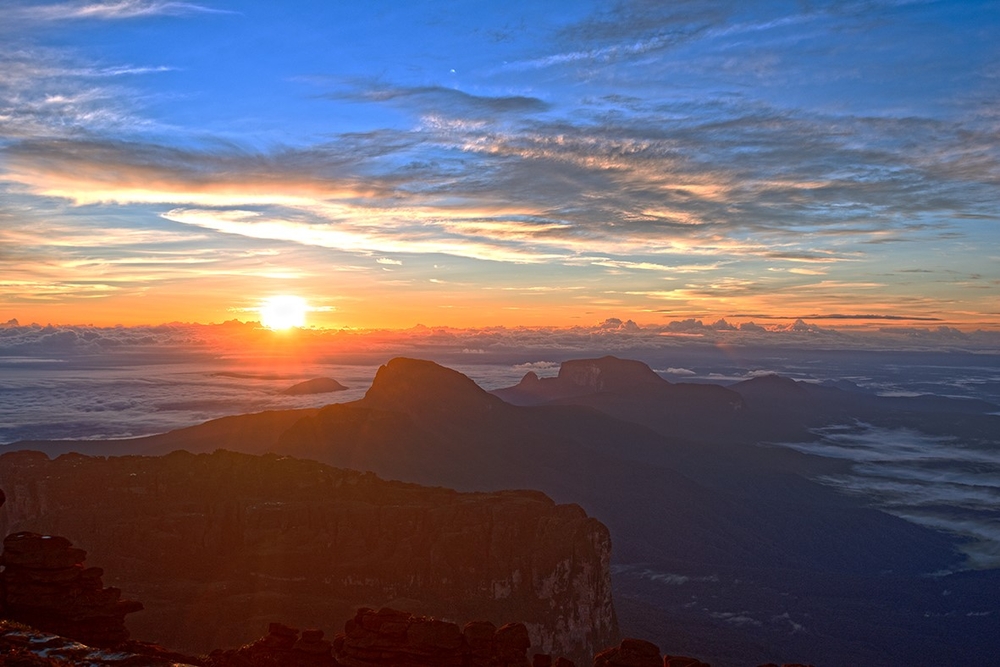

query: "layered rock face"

left=0, top=531, right=143, bottom=646
left=0, top=450, right=617, bottom=661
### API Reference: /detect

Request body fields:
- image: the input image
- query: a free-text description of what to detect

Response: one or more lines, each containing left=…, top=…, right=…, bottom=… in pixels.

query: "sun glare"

left=259, top=295, right=308, bottom=330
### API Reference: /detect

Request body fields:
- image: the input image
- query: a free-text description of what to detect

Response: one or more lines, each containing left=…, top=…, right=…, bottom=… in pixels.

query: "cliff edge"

left=0, top=450, right=617, bottom=663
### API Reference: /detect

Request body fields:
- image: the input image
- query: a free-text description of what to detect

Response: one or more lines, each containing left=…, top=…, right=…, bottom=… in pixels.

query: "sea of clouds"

left=772, top=424, right=1000, bottom=569
left=3, top=318, right=999, bottom=443
left=2, top=318, right=998, bottom=566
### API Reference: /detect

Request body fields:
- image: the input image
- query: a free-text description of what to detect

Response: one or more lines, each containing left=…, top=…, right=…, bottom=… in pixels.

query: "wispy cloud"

left=3, top=1, right=233, bottom=23
left=4, top=91, right=996, bottom=271
left=332, top=83, right=550, bottom=119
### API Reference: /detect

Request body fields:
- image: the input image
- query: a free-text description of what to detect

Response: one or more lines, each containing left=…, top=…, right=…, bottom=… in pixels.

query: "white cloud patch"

left=4, top=1, right=233, bottom=23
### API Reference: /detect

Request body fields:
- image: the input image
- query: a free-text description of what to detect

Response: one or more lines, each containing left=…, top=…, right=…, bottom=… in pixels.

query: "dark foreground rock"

left=0, top=619, right=201, bottom=666
left=204, top=608, right=569, bottom=667
left=0, top=532, right=143, bottom=647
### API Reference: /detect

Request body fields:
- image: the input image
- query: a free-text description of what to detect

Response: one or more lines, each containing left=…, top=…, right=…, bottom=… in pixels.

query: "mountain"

left=282, top=377, right=348, bottom=395
left=492, top=357, right=745, bottom=443
left=10, top=356, right=999, bottom=666
left=0, top=449, right=616, bottom=663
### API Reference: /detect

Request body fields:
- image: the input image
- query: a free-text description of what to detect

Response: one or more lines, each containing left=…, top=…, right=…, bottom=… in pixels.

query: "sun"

left=259, top=295, right=308, bottom=330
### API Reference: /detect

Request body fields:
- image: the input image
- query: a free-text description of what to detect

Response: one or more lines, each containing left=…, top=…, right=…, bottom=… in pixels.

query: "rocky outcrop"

left=205, top=621, right=335, bottom=667
left=0, top=532, right=143, bottom=647
left=336, top=607, right=536, bottom=667
left=594, top=640, right=719, bottom=667
left=204, top=608, right=576, bottom=667
left=0, top=619, right=202, bottom=666
left=594, top=639, right=663, bottom=667
left=0, top=450, right=617, bottom=661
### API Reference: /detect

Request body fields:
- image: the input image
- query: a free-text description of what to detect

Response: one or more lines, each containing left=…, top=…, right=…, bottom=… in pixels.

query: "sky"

left=1, top=0, right=999, bottom=331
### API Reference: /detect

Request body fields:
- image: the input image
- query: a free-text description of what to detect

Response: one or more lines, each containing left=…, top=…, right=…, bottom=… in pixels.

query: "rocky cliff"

left=1, top=531, right=143, bottom=646
left=0, top=450, right=617, bottom=662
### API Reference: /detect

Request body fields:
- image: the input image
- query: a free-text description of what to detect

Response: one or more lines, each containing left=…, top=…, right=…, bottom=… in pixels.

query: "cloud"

left=764, top=251, right=849, bottom=264
left=4, top=87, right=997, bottom=275
left=775, top=423, right=1000, bottom=567
left=159, top=208, right=570, bottom=264
left=729, top=313, right=943, bottom=322
left=1, top=321, right=998, bottom=412
left=502, top=0, right=739, bottom=72
left=512, top=361, right=559, bottom=372
left=335, top=83, right=550, bottom=119
left=3, top=1, right=233, bottom=23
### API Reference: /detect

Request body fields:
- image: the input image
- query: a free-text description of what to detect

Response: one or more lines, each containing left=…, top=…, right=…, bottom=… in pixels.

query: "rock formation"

left=0, top=531, right=143, bottom=647
left=0, top=619, right=203, bottom=666
left=594, top=638, right=663, bottom=667
left=204, top=608, right=577, bottom=667
left=205, top=621, right=335, bottom=667
left=336, top=607, right=536, bottom=667
left=0, top=450, right=616, bottom=662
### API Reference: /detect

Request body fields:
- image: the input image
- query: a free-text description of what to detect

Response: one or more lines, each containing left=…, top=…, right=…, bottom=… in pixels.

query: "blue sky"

left=1, top=0, right=998, bottom=329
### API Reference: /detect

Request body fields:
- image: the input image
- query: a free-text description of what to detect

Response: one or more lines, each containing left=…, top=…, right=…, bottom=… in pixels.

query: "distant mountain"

left=494, top=356, right=745, bottom=444
left=494, top=357, right=1000, bottom=444
left=281, top=377, right=348, bottom=395
left=494, top=356, right=668, bottom=403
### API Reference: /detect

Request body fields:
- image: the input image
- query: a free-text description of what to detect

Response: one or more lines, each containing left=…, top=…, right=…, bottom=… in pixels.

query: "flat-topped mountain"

left=282, top=377, right=348, bottom=395
left=0, top=449, right=616, bottom=662
left=492, top=356, right=744, bottom=443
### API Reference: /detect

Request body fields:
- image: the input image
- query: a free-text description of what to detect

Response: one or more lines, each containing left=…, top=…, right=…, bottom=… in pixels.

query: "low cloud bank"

left=2, top=317, right=998, bottom=366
